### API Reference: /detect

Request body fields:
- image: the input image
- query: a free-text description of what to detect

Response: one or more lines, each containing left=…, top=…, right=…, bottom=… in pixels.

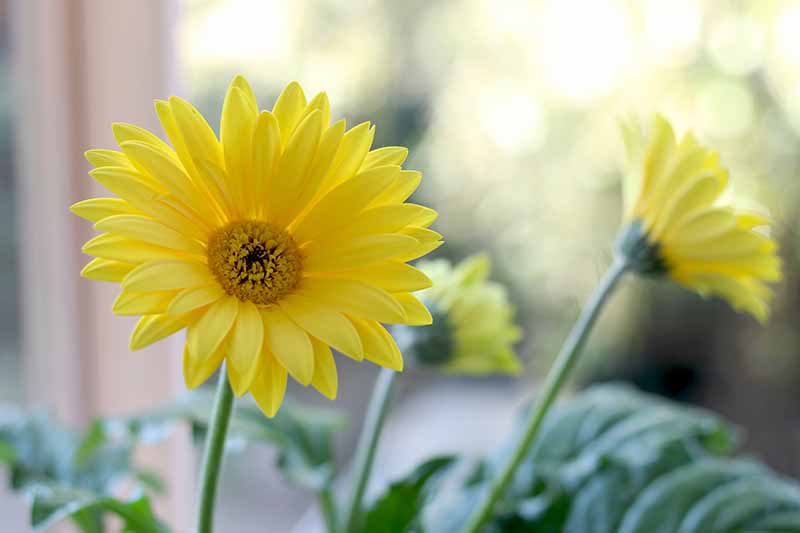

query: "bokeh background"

left=3, top=0, right=800, bottom=531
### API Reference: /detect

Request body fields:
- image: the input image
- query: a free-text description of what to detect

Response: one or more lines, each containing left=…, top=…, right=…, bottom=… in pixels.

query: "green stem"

left=342, top=367, right=398, bottom=533
left=462, top=257, right=628, bottom=533
left=197, top=363, right=235, bottom=533
left=319, top=488, right=338, bottom=533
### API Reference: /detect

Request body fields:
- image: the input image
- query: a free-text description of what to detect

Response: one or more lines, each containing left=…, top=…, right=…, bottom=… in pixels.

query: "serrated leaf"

left=360, top=456, right=456, bottom=533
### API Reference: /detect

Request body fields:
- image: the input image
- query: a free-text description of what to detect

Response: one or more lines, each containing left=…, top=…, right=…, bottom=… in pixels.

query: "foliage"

left=113, top=388, right=347, bottom=492
left=0, top=390, right=347, bottom=531
left=5, top=385, right=800, bottom=532
left=424, top=384, right=800, bottom=533
left=358, top=456, right=456, bottom=533
left=0, top=407, right=167, bottom=532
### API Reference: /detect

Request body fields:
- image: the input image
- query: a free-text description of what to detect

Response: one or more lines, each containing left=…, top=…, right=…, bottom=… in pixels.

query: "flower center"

left=206, top=220, right=303, bottom=305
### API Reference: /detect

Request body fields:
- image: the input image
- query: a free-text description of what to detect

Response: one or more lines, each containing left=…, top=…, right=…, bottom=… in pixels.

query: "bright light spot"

left=183, top=0, right=290, bottom=64
left=696, top=80, right=754, bottom=139
left=708, top=15, right=764, bottom=76
left=643, top=0, right=702, bottom=65
left=479, top=86, right=547, bottom=153
left=774, top=4, right=800, bottom=67
left=538, top=0, right=634, bottom=103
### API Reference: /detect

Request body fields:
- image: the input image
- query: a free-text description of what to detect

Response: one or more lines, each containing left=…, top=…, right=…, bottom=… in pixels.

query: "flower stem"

left=319, top=488, right=338, bottom=533
left=197, top=363, right=235, bottom=533
left=342, top=367, right=398, bottom=533
left=462, top=257, right=628, bottom=533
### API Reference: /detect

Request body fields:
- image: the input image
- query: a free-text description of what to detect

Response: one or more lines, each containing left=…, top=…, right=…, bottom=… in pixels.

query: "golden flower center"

left=207, top=220, right=303, bottom=305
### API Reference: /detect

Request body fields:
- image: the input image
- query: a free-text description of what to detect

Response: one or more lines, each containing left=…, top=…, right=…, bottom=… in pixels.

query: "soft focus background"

left=3, top=0, right=800, bottom=531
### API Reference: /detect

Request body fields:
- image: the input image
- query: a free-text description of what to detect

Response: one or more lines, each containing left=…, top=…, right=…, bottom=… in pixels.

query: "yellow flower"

left=618, top=115, right=781, bottom=322
left=72, top=76, right=441, bottom=416
left=402, top=254, right=521, bottom=375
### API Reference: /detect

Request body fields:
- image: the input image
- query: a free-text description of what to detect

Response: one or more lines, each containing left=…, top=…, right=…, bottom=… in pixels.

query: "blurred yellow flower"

left=72, top=76, right=441, bottom=416
left=403, top=254, right=521, bottom=375
left=618, top=115, right=781, bottom=322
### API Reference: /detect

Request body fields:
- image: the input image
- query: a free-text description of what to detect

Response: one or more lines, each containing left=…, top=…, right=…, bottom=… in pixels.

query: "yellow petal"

left=167, top=96, right=229, bottom=218
left=304, top=339, right=335, bottom=401
left=183, top=342, right=225, bottom=390
left=291, top=165, right=401, bottom=244
left=227, top=301, right=265, bottom=396
left=71, top=198, right=138, bottom=222
left=664, top=209, right=736, bottom=246
left=250, top=353, right=287, bottom=417
left=361, top=146, right=409, bottom=170
left=400, top=226, right=442, bottom=243
left=279, top=294, right=364, bottom=360
left=89, top=166, right=163, bottom=207
left=272, top=81, right=307, bottom=147
left=261, top=306, right=314, bottom=386
left=297, top=277, right=406, bottom=323
left=95, top=214, right=205, bottom=255
left=653, top=174, right=726, bottom=239
left=155, top=99, right=229, bottom=222
left=350, top=317, right=403, bottom=371
left=187, top=296, right=239, bottom=364
left=85, top=149, right=133, bottom=169
left=80, top=258, right=135, bottom=282
left=302, top=92, right=331, bottom=130
left=168, top=96, right=224, bottom=168
left=153, top=196, right=214, bottom=242
left=221, top=84, right=257, bottom=216
left=130, top=310, right=200, bottom=351
left=230, top=75, right=258, bottom=112
left=327, top=204, right=436, bottom=243
left=122, top=260, right=215, bottom=292
left=168, top=285, right=226, bottom=315
left=252, top=111, right=281, bottom=219
left=318, top=122, right=375, bottom=194
left=113, top=290, right=177, bottom=315
left=270, top=110, right=324, bottom=228
left=392, top=293, right=433, bottom=325
left=88, top=166, right=210, bottom=240
left=369, top=170, right=421, bottom=207
left=303, top=234, right=421, bottom=273
left=82, top=233, right=188, bottom=264
left=120, top=140, right=218, bottom=223
left=393, top=239, right=444, bottom=262
left=289, top=120, right=346, bottom=221
left=307, top=262, right=432, bottom=292
left=112, top=122, right=177, bottom=161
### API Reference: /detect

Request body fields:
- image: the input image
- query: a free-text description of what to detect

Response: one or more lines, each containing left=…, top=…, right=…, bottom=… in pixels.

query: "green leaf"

left=437, top=384, right=800, bottom=533
left=115, top=390, right=347, bottom=491
left=30, top=485, right=168, bottom=533
left=617, top=459, right=765, bottom=533
left=678, top=476, right=800, bottom=532
left=360, top=456, right=456, bottom=533
left=1, top=407, right=168, bottom=531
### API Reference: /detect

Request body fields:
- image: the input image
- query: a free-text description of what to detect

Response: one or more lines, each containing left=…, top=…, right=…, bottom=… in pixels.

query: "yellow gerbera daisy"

left=403, top=254, right=521, bottom=375
left=72, top=76, right=441, bottom=416
left=617, top=115, right=781, bottom=322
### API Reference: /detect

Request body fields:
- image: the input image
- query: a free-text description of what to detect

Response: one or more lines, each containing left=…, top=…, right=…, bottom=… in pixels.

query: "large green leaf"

left=428, top=384, right=800, bottom=533
left=360, top=456, right=456, bottom=533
